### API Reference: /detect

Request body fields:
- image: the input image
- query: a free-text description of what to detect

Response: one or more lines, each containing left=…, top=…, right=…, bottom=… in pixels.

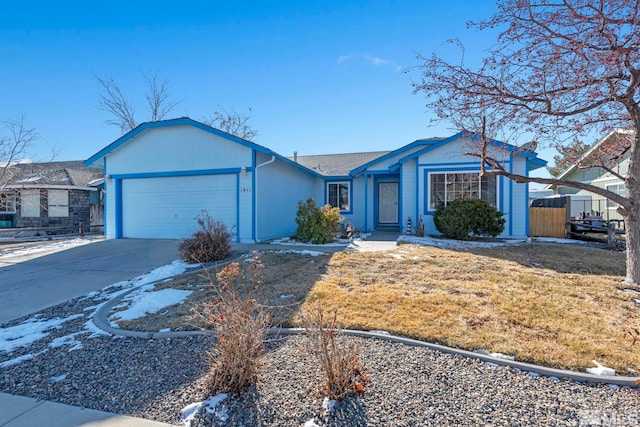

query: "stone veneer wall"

left=16, top=189, right=91, bottom=232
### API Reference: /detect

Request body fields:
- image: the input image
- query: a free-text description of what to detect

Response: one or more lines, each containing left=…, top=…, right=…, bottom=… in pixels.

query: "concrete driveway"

left=0, top=238, right=179, bottom=324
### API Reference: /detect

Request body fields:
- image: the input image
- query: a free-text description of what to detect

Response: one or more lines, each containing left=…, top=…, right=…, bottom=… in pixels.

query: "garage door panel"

left=122, top=175, right=236, bottom=239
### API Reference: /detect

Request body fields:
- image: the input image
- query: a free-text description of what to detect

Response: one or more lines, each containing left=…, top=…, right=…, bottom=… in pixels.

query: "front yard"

left=112, top=242, right=639, bottom=374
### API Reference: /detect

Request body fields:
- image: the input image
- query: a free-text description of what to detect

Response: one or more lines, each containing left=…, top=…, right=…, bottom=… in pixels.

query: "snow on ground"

left=399, top=235, right=528, bottom=249
left=270, top=236, right=364, bottom=247
left=0, top=313, right=84, bottom=353
left=109, top=284, right=193, bottom=324
left=181, top=393, right=229, bottom=426
left=275, top=249, right=327, bottom=257
left=49, top=332, right=85, bottom=351
left=529, top=237, right=604, bottom=246
left=0, top=238, right=98, bottom=259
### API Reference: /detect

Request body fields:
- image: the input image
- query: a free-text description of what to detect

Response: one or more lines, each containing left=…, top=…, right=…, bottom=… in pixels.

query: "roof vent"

left=293, top=151, right=298, bottom=162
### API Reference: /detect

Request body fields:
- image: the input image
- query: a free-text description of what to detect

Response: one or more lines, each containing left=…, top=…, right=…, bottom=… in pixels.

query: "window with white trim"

left=327, top=182, right=350, bottom=211
left=48, top=189, right=69, bottom=217
left=0, top=193, right=16, bottom=213
left=21, top=189, right=40, bottom=217
left=606, top=183, right=626, bottom=209
left=429, top=172, right=497, bottom=210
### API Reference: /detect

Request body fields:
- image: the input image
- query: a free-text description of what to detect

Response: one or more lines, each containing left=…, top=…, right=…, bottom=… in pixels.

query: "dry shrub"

left=179, top=210, right=234, bottom=263
left=205, top=254, right=270, bottom=394
left=300, top=303, right=368, bottom=400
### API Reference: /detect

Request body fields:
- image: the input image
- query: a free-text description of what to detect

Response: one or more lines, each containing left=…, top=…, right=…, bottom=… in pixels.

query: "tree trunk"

left=625, top=214, right=640, bottom=285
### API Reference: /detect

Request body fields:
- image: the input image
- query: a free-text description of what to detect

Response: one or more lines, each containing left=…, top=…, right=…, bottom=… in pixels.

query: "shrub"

left=295, top=198, right=342, bottom=244
left=433, top=198, right=505, bottom=239
left=204, top=254, right=270, bottom=394
left=300, top=303, right=368, bottom=400
left=179, top=210, right=234, bottom=263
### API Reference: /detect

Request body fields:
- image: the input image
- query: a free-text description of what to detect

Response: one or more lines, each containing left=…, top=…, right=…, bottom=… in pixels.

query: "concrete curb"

left=93, top=287, right=640, bottom=388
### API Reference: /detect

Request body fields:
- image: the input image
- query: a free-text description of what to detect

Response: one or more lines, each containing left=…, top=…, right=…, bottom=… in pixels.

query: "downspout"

left=254, top=155, right=276, bottom=242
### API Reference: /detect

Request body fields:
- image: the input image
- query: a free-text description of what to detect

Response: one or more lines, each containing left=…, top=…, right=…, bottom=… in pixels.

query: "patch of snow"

left=48, top=374, right=67, bottom=383
left=0, top=314, right=83, bottom=353
left=279, top=294, right=294, bottom=299
left=158, top=328, right=172, bottom=333
left=130, top=260, right=194, bottom=287
left=180, top=401, right=202, bottom=426
left=109, top=285, right=193, bottom=323
left=399, top=235, right=527, bottom=249
left=322, top=397, right=336, bottom=413
left=607, top=384, right=620, bottom=390
left=490, top=352, right=515, bottom=361
left=528, top=371, right=540, bottom=377
left=586, top=360, right=615, bottom=376
left=369, top=330, right=391, bottom=335
left=203, top=394, right=229, bottom=422
left=0, top=353, right=34, bottom=368
left=304, top=420, right=322, bottom=427
left=270, top=238, right=348, bottom=247
left=16, top=175, right=44, bottom=183
left=0, top=238, right=94, bottom=259
left=49, top=332, right=85, bottom=351
left=276, top=249, right=326, bottom=257
left=387, top=253, right=403, bottom=259
left=530, top=237, right=600, bottom=246
left=0, top=349, right=47, bottom=368
left=83, top=319, right=111, bottom=338
left=181, top=394, right=228, bottom=426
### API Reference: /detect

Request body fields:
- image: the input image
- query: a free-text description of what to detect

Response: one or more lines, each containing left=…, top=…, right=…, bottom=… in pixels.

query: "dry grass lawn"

left=114, top=243, right=640, bottom=374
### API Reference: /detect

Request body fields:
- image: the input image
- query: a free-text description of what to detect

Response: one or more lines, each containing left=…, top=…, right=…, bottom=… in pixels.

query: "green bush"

left=179, top=210, right=234, bottom=263
left=433, top=198, right=505, bottom=239
left=295, top=198, right=342, bottom=244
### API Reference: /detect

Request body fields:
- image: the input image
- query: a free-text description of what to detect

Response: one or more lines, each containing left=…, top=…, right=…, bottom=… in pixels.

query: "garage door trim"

left=110, top=168, right=250, bottom=240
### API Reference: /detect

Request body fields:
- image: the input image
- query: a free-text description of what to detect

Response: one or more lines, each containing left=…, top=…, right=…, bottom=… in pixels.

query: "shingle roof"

left=292, top=151, right=391, bottom=176
left=3, top=161, right=103, bottom=187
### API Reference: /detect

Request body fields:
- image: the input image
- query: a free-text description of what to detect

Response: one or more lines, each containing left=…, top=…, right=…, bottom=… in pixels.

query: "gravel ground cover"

left=1, top=288, right=639, bottom=426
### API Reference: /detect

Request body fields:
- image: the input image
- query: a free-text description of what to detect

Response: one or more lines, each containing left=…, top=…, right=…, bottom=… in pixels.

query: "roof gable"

left=84, top=117, right=322, bottom=177
left=396, top=132, right=547, bottom=171
left=3, top=161, right=103, bottom=188
left=555, top=129, right=633, bottom=181
left=349, top=137, right=445, bottom=176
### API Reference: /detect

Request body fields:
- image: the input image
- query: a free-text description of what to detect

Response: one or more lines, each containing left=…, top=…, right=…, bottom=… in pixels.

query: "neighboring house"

left=0, top=161, right=104, bottom=232
left=84, top=117, right=546, bottom=242
left=548, top=129, right=632, bottom=221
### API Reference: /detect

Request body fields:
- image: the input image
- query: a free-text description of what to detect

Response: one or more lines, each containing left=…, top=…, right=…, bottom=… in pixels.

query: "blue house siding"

left=87, top=118, right=545, bottom=241
left=255, top=152, right=320, bottom=242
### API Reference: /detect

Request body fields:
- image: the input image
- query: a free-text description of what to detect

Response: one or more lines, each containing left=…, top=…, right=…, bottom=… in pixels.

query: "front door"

left=378, top=182, right=399, bottom=224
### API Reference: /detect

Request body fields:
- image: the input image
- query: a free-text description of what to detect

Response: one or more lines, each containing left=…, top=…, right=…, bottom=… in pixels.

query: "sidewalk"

left=0, top=393, right=175, bottom=427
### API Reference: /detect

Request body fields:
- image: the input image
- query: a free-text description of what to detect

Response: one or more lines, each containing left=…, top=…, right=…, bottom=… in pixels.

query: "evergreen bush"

left=295, top=198, right=342, bottom=244
left=433, top=198, right=505, bottom=239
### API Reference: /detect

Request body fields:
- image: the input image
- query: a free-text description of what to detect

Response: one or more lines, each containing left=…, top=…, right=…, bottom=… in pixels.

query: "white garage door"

left=122, top=174, right=236, bottom=239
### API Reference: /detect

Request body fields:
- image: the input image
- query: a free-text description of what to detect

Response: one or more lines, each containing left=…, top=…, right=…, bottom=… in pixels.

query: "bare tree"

left=414, top=0, right=640, bottom=284
left=0, top=116, right=38, bottom=191
left=201, top=107, right=258, bottom=141
left=97, top=71, right=179, bottom=133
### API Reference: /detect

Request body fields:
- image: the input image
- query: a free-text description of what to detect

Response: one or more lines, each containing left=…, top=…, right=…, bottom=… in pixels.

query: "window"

left=21, top=189, right=40, bottom=217
left=48, top=189, right=69, bottom=217
left=0, top=193, right=16, bottom=213
left=429, top=172, right=497, bottom=210
left=606, top=183, right=626, bottom=209
left=327, top=182, right=350, bottom=211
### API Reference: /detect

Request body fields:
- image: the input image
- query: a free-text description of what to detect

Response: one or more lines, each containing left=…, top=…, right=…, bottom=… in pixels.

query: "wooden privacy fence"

left=529, top=207, right=567, bottom=238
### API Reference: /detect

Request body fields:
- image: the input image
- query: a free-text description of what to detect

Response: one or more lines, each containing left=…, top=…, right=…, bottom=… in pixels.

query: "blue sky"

left=2, top=1, right=551, bottom=171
